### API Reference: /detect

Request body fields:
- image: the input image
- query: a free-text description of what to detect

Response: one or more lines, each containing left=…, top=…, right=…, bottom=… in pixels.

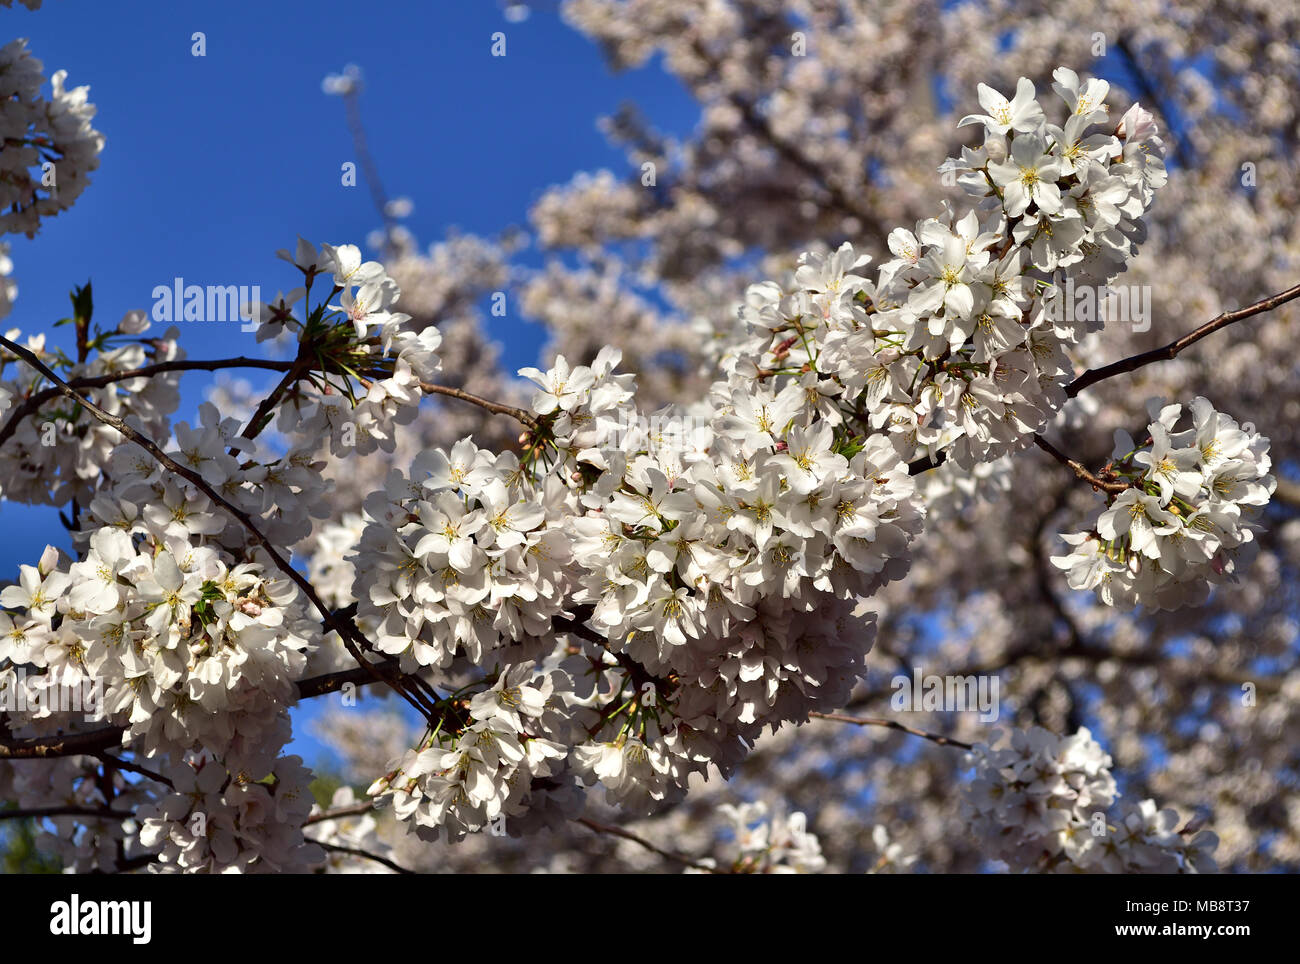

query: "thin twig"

left=906, top=283, right=1300, bottom=474
left=1066, top=282, right=1300, bottom=397
left=0, top=656, right=409, bottom=760
left=908, top=451, right=946, bottom=476
left=338, top=82, right=399, bottom=256
left=95, top=751, right=173, bottom=788
left=575, top=816, right=718, bottom=872
left=305, top=800, right=376, bottom=826
left=1114, top=37, right=1192, bottom=168
left=419, top=380, right=538, bottom=429
left=1033, top=435, right=1130, bottom=494
left=0, top=355, right=293, bottom=449
left=0, top=727, right=123, bottom=760
left=237, top=354, right=311, bottom=441
left=316, top=841, right=416, bottom=875
left=809, top=711, right=973, bottom=750
left=688, top=38, right=887, bottom=244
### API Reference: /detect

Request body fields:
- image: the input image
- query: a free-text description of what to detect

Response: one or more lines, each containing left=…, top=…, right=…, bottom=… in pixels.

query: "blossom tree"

left=1, top=0, right=1297, bottom=874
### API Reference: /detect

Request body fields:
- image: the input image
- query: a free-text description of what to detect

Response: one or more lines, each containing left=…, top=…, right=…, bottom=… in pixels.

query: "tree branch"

left=0, top=654, right=411, bottom=759
left=418, top=380, right=537, bottom=429
left=575, top=816, right=718, bottom=872
left=809, top=711, right=973, bottom=749
left=0, top=726, right=125, bottom=760
left=908, top=283, right=1300, bottom=476
left=1033, top=435, right=1130, bottom=493
left=95, top=751, right=173, bottom=788
left=1066, top=282, right=1300, bottom=397
left=687, top=38, right=887, bottom=244
left=237, top=352, right=312, bottom=442
left=305, top=800, right=376, bottom=826
left=0, top=355, right=293, bottom=449
left=316, top=841, right=415, bottom=874
left=337, top=79, right=400, bottom=256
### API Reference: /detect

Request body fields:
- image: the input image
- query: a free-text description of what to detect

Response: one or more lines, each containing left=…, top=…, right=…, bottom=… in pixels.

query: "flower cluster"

left=0, top=36, right=104, bottom=239
left=1052, top=397, right=1274, bottom=609
left=351, top=437, right=574, bottom=671
left=369, top=666, right=576, bottom=841
left=961, top=726, right=1220, bottom=873
left=343, top=70, right=1266, bottom=845
left=0, top=311, right=182, bottom=506
left=0, top=240, right=454, bottom=870
left=0, top=484, right=318, bottom=776
left=4, top=754, right=154, bottom=873
left=704, top=801, right=827, bottom=873
left=353, top=340, right=923, bottom=828
left=264, top=239, right=442, bottom=457
left=708, top=70, right=1167, bottom=480
left=137, top=754, right=324, bottom=873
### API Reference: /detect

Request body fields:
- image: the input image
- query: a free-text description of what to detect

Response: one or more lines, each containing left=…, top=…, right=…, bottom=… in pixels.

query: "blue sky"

left=3, top=0, right=698, bottom=558
left=3, top=0, right=700, bottom=769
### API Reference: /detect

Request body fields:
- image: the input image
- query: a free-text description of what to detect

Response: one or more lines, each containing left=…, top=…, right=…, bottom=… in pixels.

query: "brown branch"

left=316, top=841, right=416, bottom=874
left=0, top=356, right=293, bottom=449
left=95, top=751, right=172, bottom=788
left=237, top=353, right=312, bottom=442
left=910, top=283, right=1300, bottom=474
left=843, top=636, right=1281, bottom=718
left=1275, top=477, right=1300, bottom=508
left=687, top=39, right=886, bottom=244
left=846, top=510, right=1284, bottom=715
left=1032, top=484, right=1084, bottom=649
left=1066, top=282, right=1300, bottom=397
left=908, top=451, right=946, bottom=476
left=105, top=853, right=158, bottom=873
left=0, top=652, right=413, bottom=760
left=296, top=660, right=398, bottom=700
left=305, top=800, right=376, bottom=826
left=1054, top=641, right=1270, bottom=692
left=575, top=816, right=718, bottom=872
left=809, top=711, right=973, bottom=750
left=418, top=380, right=537, bottom=429
left=1028, top=484, right=1090, bottom=731
left=0, top=726, right=123, bottom=760
left=1033, top=435, right=1130, bottom=494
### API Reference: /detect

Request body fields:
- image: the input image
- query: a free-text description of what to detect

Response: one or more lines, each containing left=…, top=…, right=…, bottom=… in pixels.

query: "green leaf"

left=70, top=280, right=93, bottom=323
